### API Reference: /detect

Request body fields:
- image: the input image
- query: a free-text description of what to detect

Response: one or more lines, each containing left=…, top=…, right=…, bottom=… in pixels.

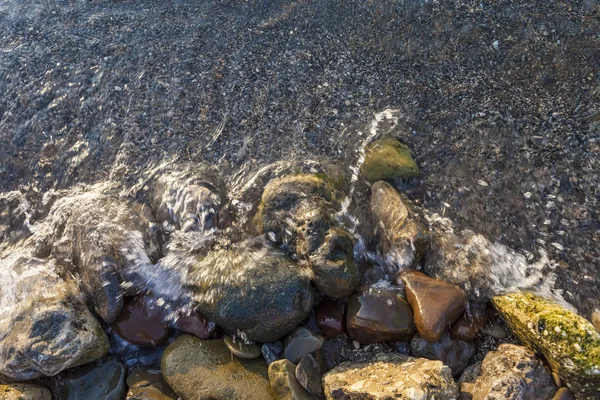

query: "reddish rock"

left=111, top=295, right=171, bottom=347
left=401, top=271, right=466, bottom=342
left=316, top=299, right=346, bottom=338
left=450, top=302, right=489, bottom=341
left=347, top=283, right=415, bottom=344
left=174, top=310, right=216, bottom=339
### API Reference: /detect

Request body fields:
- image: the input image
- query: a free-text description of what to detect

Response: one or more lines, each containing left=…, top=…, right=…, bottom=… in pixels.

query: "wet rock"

left=185, top=237, right=314, bottom=342
left=0, top=257, right=109, bottom=381
left=459, top=344, right=556, bottom=400
left=254, top=174, right=359, bottom=299
left=62, top=357, right=127, bottom=400
left=401, top=270, right=466, bottom=342
left=173, top=310, right=216, bottom=339
left=450, top=302, right=490, bottom=341
left=361, top=137, right=420, bottom=182
left=481, top=322, right=508, bottom=339
left=268, top=359, right=316, bottom=400
left=126, top=366, right=176, bottom=400
left=552, top=388, right=576, bottom=400
left=370, top=181, right=430, bottom=266
left=161, top=335, right=276, bottom=400
left=262, top=342, right=284, bottom=366
left=410, top=333, right=475, bottom=376
left=493, top=292, right=600, bottom=399
left=111, top=295, right=171, bottom=347
left=296, top=352, right=327, bottom=397
left=284, top=328, right=325, bottom=364
left=225, top=335, right=262, bottom=359
left=323, top=353, right=458, bottom=400
left=316, top=299, right=346, bottom=338
left=0, top=383, right=51, bottom=400
left=346, top=283, right=415, bottom=344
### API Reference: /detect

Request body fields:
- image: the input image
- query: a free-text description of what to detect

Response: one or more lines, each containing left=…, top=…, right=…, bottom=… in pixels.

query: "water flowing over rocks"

left=493, top=292, right=600, bottom=399
left=459, top=344, right=557, bottom=400
left=111, top=295, right=171, bottom=347
left=360, top=138, right=420, bottom=182
left=322, top=353, right=458, bottom=400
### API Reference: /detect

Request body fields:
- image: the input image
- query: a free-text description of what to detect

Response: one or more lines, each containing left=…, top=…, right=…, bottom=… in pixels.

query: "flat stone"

left=0, top=383, right=51, bottom=400
left=316, top=299, right=346, bottom=338
left=450, top=302, right=489, bottom=341
left=225, top=335, right=262, bottom=359
left=62, top=357, right=127, bottom=400
left=410, top=332, right=475, bottom=376
left=126, top=366, right=176, bottom=400
left=401, top=270, right=466, bottom=342
left=361, top=137, right=420, bottom=182
left=553, top=388, right=576, bottom=400
left=161, top=335, right=276, bottom=400
left=459, top=344, right=556, bottom=400
left=268, top=359, right=316, bottom=400
left=283, top=328, right=324, bottom=364
left=323, top=353, right=458, bottom=400
left=174, top=310, right=216, bottom=339
left=111, top=295, right=171, bottom=347
left=493, top=292, right=600, bottom=399
left=346, top=283, right=415, bottom=344
left=296, top=352, right=327, bottom=397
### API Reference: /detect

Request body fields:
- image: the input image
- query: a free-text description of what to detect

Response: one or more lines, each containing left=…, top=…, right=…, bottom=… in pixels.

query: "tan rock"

left=0, top=384, right=51, bottom=400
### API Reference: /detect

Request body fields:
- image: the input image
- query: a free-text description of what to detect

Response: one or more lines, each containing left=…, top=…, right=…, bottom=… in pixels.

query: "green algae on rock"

left=493, top=292, right=600, bottom=399
left=361, top=138, right=420, bottom=182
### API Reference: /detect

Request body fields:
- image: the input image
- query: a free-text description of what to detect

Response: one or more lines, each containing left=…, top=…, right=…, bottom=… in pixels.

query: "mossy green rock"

left=361, top=138, right=420, bottom=182
left=493, top=292, right=600, bottom=399
left=161, top=335, right=277, bottom=400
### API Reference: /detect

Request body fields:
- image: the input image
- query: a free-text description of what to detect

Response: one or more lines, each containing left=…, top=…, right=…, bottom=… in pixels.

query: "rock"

left=0, top=257, right=109, bottom=381
left=126, top=366, right=177, bottom=400
left=186, top=237, right=314, bottom=342
left=111, top=295, right=171, bottom=347
left=262, top=342, right=284, bottom=366
left=316, top=299, right=346, bottom=338
left=361, top=137, right=420, bottom=182
left=62, top=357, right=127, bottom=400
left=323, top=353, right=458, bottom=400
left=459, top=344, right=556, bottom=400
left=225, top=335, right=262, bottom=359
left=161, top=335, right=276, bottom=400
left=370, top=181, right=430, bottom=266
left=592, top=309, right=600, bottom=333
left=410, top=333, right=475, bottom=376
left=254, top=174, right=359, bottom=299
left=173, top=310, right=216, bottom=339
left=268, top=359, right=316, bottom=400
left=0, top=383, right=51, bottom=400
left=493, top=292, right=600, bottom=399
left=283, top=328, right=324, bottom=364
left=481, top=322, right=508, bottom=339
left=346, top=283, right=415, bottom=344
left=552, top=388, right=576, bottom=400
left=296, top=352, right=327, bottom=397
left=450, top=302, right=489, bottom=341
left=401, top=270, right=466, bottom=342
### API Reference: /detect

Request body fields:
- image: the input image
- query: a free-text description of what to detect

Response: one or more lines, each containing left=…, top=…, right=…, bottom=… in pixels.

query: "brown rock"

left=346, top=283, right=415, bottom=344
left=111, top=295, right=171, bottom=347
left=410, top=333, right=475, bottom=376
left=316, top=299, right=346, bottom=338
left=0, top=383, right=51, bottom=400
left=552, top=388, right=576, bottom=400
left=450, top=302, right=489, bottom=341
left=296, top=352, right=327, bottom=397
left=126, top=366, right=177, bottom=400
left=174, top=310, right=216, bottom=339
left=268, top=359, right=316, bottom=400
left=401, top=270, right=466, bottom=342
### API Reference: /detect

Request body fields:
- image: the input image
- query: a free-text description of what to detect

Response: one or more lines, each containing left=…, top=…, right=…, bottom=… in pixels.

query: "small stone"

left=111, top=295, right=171, bottom=347
left=262, top=342, right=283, bottom=366
left=225, top=335, right=262, bottom=359
left=361, top=137, right=420, bottom=182
left=450, top=302, right=489, bottom=341
left=401, top=270, right=466, bottom=342
left=346, top=283, right=415, bottom=344
left=553, top=387, right=576, bottom=400
left=268, top=359, right=316, bottom=400
left=0, top=383, right=51, bottom=400
left=283, top=328, right=324, bottom=364
left=296, top=352, right=327, bottom=397
left=126, top=366, right=176, bottom=400
left=316, top=299, right=346, bottom=338
left=410, top=332, right=475, bottom=376
left=592, top=309, right=600, bottom=333
left=323, top=353, right=458, bottom=399
left=174, top=310, right=216, bottom=339
left=481, top=323, right=508, bottom=339
left=62, top=357, right=127, bottom=400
